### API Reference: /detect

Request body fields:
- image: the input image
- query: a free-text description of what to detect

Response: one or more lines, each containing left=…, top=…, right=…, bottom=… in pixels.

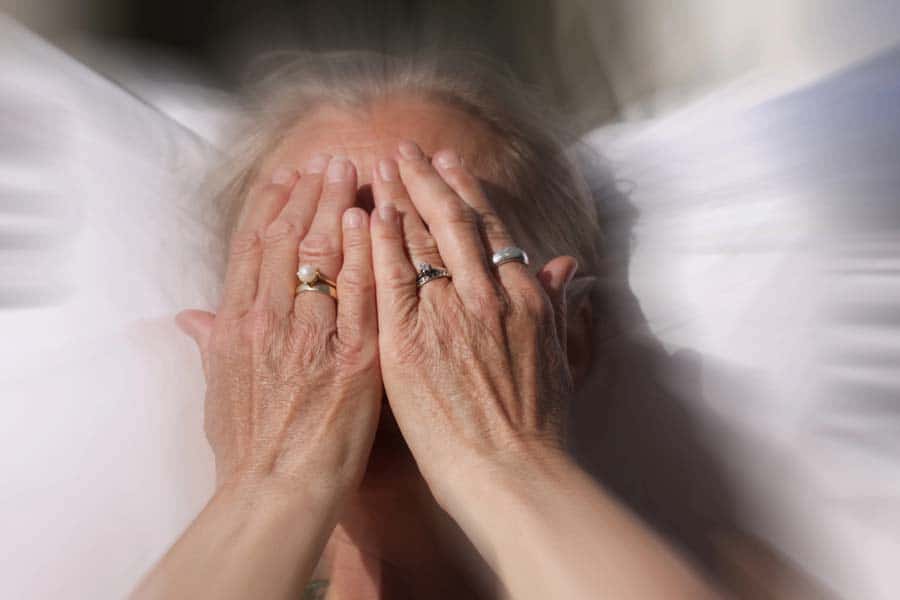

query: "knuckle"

left=471, top=291, right=507, bottom=318
left=482, top=213, right=509, bottom=239
left=262, top=219, right=298, bottom=245
left=405, top=229, right=439, bottom=256
left=374, top=221, right=404, bottom=243
left=240, top=307, right=278, bottom=343
left=228, top=230, right=261, bottom=260
left=298, top=231, right=339, bottom=260
left=336, top=336, right=377, bottom=369
left=289, top=317, right=316, bottom=344
left=381, top=263, right=414, bottom=289
left=257, top=182, right=289, bottom=197
left=390, top=334, right=427, bottom=367
left=289, top=320, right=332, bottom=363
left=438, top=199, right=477, bottom=226
left=442, top=167, right=475, bottom=190
left=407, top=158, right=436, bottom=177
left=320, top=186, right=352, bottom=207
left=338, top=265, right=373, bottom=292
left=249, top=182, right=289, bottom=206
left=342, top=230, right=370, bottom=256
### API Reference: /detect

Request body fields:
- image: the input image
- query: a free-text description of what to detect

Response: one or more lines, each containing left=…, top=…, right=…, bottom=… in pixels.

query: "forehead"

left=260, top=96, right=501, bottom=187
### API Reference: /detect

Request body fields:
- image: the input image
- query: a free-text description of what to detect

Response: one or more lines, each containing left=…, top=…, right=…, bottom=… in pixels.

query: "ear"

left=563, top=281, right=594, bottom=387
left=537, top=256, right=577, bottom=336
left=537, top=257, right=593, bottom=385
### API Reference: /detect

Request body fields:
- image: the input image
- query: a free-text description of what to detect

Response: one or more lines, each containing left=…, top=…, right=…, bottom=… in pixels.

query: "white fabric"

left=0, top=16, right=221, bottom=599
left=585, top=52, right=900, bottom=598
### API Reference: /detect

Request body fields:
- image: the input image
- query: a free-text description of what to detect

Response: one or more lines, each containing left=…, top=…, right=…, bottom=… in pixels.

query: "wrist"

left=216, top=471, right=344, bottom=525
left=435, top=437, right=573, bottom=519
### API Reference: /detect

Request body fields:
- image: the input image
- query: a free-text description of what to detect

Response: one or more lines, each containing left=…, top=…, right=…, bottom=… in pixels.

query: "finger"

left=432, top=149, right=531, bottom=289
left=219, top=169, right=298, bottom=318
left=372, top=158, right=449, bottom=297
left=335, top=207, right=377, bottom=348
left=373, top=158, right=445, bottom=267
left=294, top=157, right=357, bottom=321
left=395, top=141, right=494, bottom=300
left=256, top=153, right=330, bottom=316
left=175, top=309, right=216, bottom=375
left=370, top=202, right=418, bottom=333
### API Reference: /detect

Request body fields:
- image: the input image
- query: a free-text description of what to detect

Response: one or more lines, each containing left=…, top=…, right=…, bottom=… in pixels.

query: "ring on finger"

left=416, top=262, right=451, bottom=289
left=296, top=264, right=337, bottom=299
left=491, top=246, right=529, bottom=268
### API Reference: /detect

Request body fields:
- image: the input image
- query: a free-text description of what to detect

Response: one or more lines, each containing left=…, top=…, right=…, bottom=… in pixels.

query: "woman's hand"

left=368, top=143, right=717, bottom=600
left=178, top=154, right=381, bottom=499
left=368, top=142, right=577, bottom=504
left=134, top=155, right=382, bottom=600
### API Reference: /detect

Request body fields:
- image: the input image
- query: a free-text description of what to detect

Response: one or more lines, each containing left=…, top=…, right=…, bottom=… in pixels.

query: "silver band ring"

left=296, top=264, right=337, bottom=299
left=492, top=246, right=529, bottom=267
left=416, top=262, right=451, bottom=288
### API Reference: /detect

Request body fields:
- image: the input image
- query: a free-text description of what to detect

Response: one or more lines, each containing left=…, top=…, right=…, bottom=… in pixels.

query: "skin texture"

left=135, top=99, right=717, bottom=599
left=135, top=153, right=384, bottom=599
left=259, top=98, right=579, bottom=598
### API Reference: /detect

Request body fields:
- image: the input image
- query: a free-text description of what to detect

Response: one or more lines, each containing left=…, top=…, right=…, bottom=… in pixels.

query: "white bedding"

left=1, top=14, right=898, bottom=599
left=0, top=16, right=221, bottom=598
left=586, top=53, right=900, bottom=597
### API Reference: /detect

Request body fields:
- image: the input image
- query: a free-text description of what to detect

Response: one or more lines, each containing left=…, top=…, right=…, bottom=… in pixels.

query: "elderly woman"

left=133, top=52, right=718, bottom=599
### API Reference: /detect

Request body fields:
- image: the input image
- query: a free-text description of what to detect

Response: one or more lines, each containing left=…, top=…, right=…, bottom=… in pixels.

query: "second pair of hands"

left=167, top=141, right=577, bottom=598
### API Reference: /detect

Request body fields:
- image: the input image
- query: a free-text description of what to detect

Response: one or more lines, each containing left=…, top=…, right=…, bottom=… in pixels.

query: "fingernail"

left=343, top=208, right=362, bottom=229
left=434, top=150, right=460, bottom=169
left=305, top=153, right=331, bottom=175
left=271, top=166, right=295, bottom=184
left=398, top=140, right=423, bottom=160
left=378, top=203, right=398, bottom=224
left=378, top=158, right=399, bottom=182
left=327, top=157, right=350, bottom=182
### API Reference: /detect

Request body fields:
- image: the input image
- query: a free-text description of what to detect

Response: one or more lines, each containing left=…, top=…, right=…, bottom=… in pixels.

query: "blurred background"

left=3, top=1, right=900, bottom=599
left=6, top=0, right=900, bottom=131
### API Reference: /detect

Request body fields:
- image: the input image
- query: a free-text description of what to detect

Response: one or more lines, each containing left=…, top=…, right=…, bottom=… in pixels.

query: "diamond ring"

left=415, top=262, right=451, bottom=289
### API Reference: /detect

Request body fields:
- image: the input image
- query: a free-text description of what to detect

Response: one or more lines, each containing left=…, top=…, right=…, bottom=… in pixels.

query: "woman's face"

left=255, top=96, right=503, bottom=211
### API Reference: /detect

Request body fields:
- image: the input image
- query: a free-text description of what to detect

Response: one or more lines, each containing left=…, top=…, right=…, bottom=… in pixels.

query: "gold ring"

left=296, top=281, right=337, bottom=299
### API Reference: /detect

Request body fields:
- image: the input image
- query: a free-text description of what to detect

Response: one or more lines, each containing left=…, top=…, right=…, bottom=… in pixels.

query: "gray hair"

left=209, top=50, right=621, bottom=280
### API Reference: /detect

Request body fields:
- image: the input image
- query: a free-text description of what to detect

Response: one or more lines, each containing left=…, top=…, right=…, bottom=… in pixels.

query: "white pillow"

left=583, top=50, right=900, bottom=599
left=0, top=16, right=223, bottom=599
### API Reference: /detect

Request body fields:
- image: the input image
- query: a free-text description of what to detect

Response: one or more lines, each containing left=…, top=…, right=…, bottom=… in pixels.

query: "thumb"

left=175, top=309, right=215, bottom=354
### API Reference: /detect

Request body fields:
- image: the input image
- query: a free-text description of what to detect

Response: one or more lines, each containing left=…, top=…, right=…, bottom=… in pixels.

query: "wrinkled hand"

left=368, top=142, right=578, bottom=506
left=176, top=155, right=381, bottom=500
